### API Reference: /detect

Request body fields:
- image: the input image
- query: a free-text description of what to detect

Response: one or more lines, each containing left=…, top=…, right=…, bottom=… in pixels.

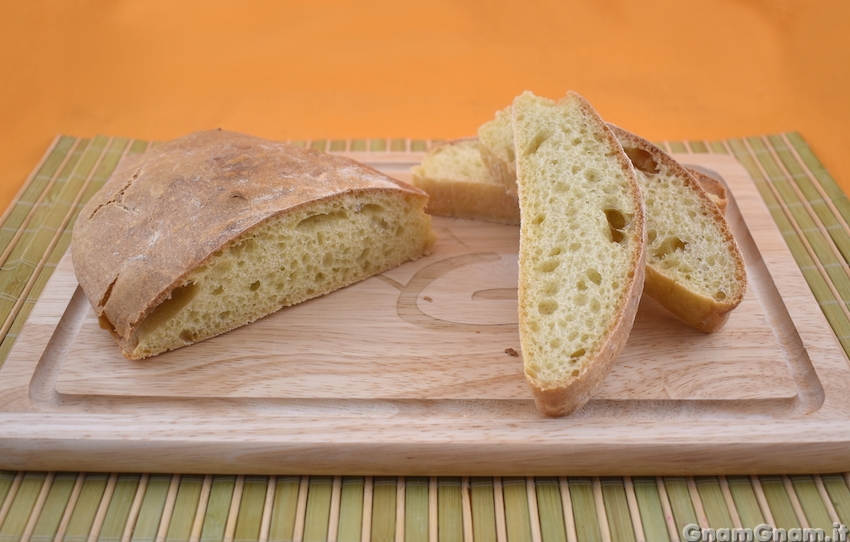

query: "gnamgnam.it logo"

left=682, top=522, right=849, bottom=542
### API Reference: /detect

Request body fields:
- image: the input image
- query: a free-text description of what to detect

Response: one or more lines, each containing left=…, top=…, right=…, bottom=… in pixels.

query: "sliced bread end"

left=609, top=124, right=746, bottom=333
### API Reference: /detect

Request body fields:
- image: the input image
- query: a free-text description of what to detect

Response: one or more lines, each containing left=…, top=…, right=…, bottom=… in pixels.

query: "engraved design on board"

left=377, top=252, right=518, bottom=333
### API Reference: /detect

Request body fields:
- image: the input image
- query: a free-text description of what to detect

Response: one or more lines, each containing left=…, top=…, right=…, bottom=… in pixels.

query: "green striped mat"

left=2, top=134, right=850, bottom=540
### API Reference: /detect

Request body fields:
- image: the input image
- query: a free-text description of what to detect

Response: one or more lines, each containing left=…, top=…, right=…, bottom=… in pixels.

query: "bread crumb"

left=505, top=347, right=519, bottom=357
left=423, top=295, right=433, bottom=302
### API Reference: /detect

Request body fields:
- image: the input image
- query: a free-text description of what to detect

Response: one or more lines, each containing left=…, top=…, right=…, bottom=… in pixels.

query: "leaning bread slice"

left=513, top=91, right=646, bottom=417
left=608, top=124, right=746, bottom=332
left=72, top=129, right=436, bottom=359
left=478, top=106, right=518, bottom=195
left=686, top=167, right=728, bottom=214
left=410, top=137, right=520, bottom=225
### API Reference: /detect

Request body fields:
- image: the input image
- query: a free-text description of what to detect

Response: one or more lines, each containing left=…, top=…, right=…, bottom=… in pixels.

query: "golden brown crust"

left=608, top=124, right=746, bottom=333
left=72, top=129, right=430, bottom=349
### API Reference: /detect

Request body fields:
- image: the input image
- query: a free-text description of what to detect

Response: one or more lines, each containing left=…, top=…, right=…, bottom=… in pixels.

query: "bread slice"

left=512, top=91, right=646, bottom=417
left=478, top=106, right=518, bottom=195
left=608, top=124, right=746, bottom=332
left=72, top=129, right=436, bottom=359
left=686, top=167, right=728, bottom=214
left=479, top=110, right=728, bottom=213
left=410, top=137, right=520, bottom=225
left=476, top=107, right=743, bottom=331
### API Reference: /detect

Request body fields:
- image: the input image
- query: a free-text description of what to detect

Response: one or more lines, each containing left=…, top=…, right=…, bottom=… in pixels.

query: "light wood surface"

left=0, top=152, right=847, bottom=475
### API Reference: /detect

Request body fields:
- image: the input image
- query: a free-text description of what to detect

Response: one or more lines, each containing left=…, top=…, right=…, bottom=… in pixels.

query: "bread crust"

left=608, top=124, right=746, bottom=332
left=514, top=92, right=646, bottom=417
left=72, top=129, right=432, bottom=356
left=411, top=138, right=521, bottom=225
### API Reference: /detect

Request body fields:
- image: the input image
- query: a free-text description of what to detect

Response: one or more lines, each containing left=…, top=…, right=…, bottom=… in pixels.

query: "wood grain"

left=0, top=152, right=847, bottom=476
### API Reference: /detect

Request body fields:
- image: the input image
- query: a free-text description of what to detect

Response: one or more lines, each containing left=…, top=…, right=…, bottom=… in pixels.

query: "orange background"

left=2, top=1, right=849, bottom=215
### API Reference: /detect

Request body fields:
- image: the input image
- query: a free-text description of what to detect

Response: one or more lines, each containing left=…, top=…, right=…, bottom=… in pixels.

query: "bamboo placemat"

left=2, top=134, right=850, bottom=540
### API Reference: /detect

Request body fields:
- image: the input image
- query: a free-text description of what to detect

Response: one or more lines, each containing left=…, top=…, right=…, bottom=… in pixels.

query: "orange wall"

left=2, top=0, right=849, bottom=212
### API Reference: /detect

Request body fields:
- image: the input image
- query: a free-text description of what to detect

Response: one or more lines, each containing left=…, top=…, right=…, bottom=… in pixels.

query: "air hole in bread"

left=604, top=209, right=627, bottom=243
left=549, top=247, right=562, bottom=257
left=714, top=291, right=727, bottom=301
left=584, top=169, right=600, bottom=183
left=532, top=215, right=545, bottom=225
left=212, top=286, right=224, bottom=296
left=654, top=236, right=688, bottom=259
left=543, top=282, right=560, bottom=296
left=523, top=131, right=552, bottom=157
left=357, top=203, right=384, bottom=215
left=179, top=330, right=194, bottom=343
left=570, top=349, right=585, bottom=359
left=249, top=280, right=261, bottom=291
left=550, top=338, right=562, bottom=349
left=143, top=282, right=199, bottom=333
left=539, top=260, right=560, bottom=273
left=623, top=146, right=660, bottom=174
left=586, top=268, right=602, bottom=285
left=538, top=299, right=558, bottom=315
left=296, top=210, right=348, bottom=230
left=647, top=229, right=657, bottom=244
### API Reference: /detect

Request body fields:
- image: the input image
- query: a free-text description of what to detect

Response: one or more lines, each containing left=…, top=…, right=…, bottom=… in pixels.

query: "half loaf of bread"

left=410, top=137, right=520, bottom=225
left=608, top=124, right=746, bottom=332
left=72, top=129, right=436, bottom=359
left=513, top=91, right=646, bottom=417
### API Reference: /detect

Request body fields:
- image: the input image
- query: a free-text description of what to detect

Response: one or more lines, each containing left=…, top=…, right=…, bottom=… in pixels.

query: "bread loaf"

left=608, top=124, right=746, bottom=332
left=512, top=91, right=646, bottom=417
left=410, top=137, right=520, bottom=225
left=72, top=129, right=436, bottom=359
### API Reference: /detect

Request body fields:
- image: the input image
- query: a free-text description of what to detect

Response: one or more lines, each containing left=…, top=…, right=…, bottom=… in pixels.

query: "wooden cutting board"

left=0, top=151, right=847, bottom=476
